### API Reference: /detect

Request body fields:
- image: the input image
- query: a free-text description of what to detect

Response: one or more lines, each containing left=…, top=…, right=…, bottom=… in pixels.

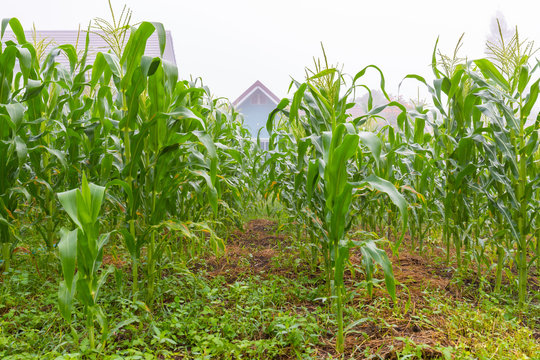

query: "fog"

left=3, top=0, right=539, bottom=101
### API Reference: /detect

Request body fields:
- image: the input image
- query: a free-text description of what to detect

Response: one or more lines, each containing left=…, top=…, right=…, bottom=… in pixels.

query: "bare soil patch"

left=203, top=219, right=297, bottom=282
left=200, top=219, right=465, bottom=358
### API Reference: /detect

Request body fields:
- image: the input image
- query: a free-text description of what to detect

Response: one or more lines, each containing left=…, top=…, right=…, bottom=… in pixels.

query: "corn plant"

left=400, top=29, right=539, bottom=304
left=469, top=56, right=539, bottom=306
left=266, top=55, right=408, bottom=352
left=402, top=37, right=497, bottom=274
left=22, top=32, right=93, bottom=253
left=87, top=20, right=229, bottom=304
left=0, top=102, right=27, bottom=272
left=0, top=13, right=255, bottom=318
left=57, top=174, right=110, bottom=349
left=0, top=19, right=35, bottom=272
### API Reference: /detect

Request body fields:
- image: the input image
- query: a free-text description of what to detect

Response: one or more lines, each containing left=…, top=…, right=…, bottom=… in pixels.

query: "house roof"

left=233, top=80, right=281, bottom=107
left=2, top=30, right=177, bottom=68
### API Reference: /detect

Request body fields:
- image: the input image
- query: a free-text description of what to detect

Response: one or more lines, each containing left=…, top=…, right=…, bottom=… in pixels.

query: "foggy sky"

left=2, top=0, right=539, bottom=102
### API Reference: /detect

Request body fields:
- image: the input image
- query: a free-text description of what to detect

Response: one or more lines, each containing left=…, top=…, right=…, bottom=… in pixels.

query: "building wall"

left=237, top=89, right=276, bottom=138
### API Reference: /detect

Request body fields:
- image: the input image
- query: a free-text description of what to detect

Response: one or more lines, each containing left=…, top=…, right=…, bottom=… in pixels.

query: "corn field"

left=0, top=15, right=539, bottom=358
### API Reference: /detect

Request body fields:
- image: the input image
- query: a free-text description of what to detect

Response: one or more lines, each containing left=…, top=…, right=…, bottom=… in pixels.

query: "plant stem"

left=517, top=104, right=528, bottom=307
left=495, top=245, right=504, bottom=293
left=336, top=283, right=344, bottom=353
left=1, top=241, right=10, bottom=273
left=88, top=318, right=95, bottom=350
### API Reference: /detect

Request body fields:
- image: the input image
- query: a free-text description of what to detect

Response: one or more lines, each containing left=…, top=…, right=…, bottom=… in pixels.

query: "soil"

left=102, top=253, right=129, bottom=269
left=199, top=219, right=467, bottom=359
left=203, top=219, right=295, bottom=283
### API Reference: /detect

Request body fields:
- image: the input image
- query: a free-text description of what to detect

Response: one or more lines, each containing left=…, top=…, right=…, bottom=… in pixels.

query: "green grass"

left=1, top=221, right=538, bottom=359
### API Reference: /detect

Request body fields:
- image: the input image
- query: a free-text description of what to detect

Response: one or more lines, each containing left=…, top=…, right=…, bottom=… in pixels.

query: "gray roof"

left=2, top=30, right=176, bottom=68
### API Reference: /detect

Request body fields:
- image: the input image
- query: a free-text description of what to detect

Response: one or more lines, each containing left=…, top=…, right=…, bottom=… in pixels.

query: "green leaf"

left=106, top=180, right=134, bottom=213
left=58, top=276, right=77, bottom=323
left=22, top=79, right=45, bottom=102
left=191, top=169, right=218, bottom=214
left=151, top=22, right=166, bottom=57
left=89, top=182, right=106, bottom=224
left=120, top=228, right=138, bottom=260
left=518, top=66, right=529, bottom=93
left=77, top=174, right=93, bottom=225
left=58, top=189, right=81, bottom=228
left=431, top=36, right=442, bottom=78
left=307, top=68, right=337, bottom=81
left=13, top=136, right=27, bottom=163
left=289, top=83, right=307, bottom=126
left=76, top=277, right=94, bottom=306
left=193, top=131, right=217, bottom=160
left=353, top=65, right=390, bottom=100
left=121, top=22, right=156, bottom=90
left=359, top=240, right=396, bottom=301
left=334, top=244, right=350, bottom=287
left=95, top=265, right=114, bottom=301
left=362, top=175, right=408, bottom=228
left=1, top=18, right=26, bottom=43
left=16, top=46, right=32, bottom=79
left=166, top=107, right=206, bottom=130
left=58, top=229, right=78, bottom=290
left=358, top=131, right=382, bottom=169
left=521, top=79, right=539, bottom=120
left=267, top=97, right=289, bottom=134
left=474, top=59, right=510, bottom=91
left=40, top=146, right=67, bottom=169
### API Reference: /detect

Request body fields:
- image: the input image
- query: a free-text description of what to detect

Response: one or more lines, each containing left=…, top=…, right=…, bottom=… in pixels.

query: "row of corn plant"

left=398, top=28, right=539, bottom=307
left=2, top=10, right=539, bottom=352
left=264, top=31, right=540, bottom=351
left=0, top=15, right=260, bottom=348
left=265, top=52, right=408, bottom=352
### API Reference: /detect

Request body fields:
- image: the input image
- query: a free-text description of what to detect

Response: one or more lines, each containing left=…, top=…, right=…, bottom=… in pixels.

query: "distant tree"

left=485, top=11, right=515, bottom=53
left=355, top=89, right=388, bottom=112
left=485, top=11, right=538, bottom=119
left=352, top=90, right=414, bottom=130
left=485, top=11, right=535, bottom=78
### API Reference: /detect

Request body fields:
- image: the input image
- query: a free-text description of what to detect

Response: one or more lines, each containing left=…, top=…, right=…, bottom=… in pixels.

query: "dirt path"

left=204, top=219, right=290, bottom=282
left=199, top=219, right=473, bottom=358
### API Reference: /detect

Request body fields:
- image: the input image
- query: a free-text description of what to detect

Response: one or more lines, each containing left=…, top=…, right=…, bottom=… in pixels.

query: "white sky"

left=2, top=0, right=540, bottom=102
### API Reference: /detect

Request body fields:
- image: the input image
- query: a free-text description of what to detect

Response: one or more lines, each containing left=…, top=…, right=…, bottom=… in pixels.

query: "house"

left=2, top=30, right=177, bottom=67
left=233, top=80, right=280, bottom=139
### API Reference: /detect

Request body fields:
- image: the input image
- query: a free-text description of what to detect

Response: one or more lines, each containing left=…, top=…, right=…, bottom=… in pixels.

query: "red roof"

left=233, top=80, right=281, bottom=107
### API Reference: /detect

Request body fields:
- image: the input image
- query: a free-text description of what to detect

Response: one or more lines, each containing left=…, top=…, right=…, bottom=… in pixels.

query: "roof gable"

left=233, top=80, right=280, bottom=107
